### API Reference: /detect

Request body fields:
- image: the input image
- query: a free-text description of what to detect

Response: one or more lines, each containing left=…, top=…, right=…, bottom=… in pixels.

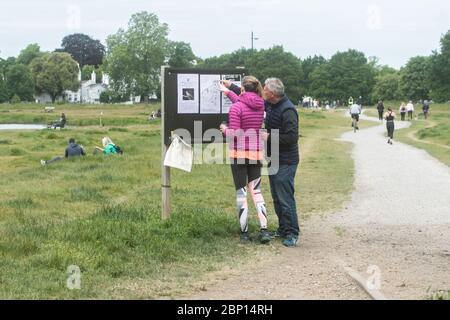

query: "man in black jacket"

left=262, top=78, right=300, bottom=247
left=41, top=138, right=85, bottom=165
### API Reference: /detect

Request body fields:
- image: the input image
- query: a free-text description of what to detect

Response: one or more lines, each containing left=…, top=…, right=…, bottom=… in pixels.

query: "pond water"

left=0, top=124, right=46, bottom=130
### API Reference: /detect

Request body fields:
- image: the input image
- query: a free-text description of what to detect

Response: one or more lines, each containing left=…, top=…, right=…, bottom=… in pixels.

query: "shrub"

left=10, top=94, right=21, bottom=104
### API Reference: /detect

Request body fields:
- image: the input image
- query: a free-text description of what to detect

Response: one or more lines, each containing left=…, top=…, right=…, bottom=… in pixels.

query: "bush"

left=100, top=91, right=111, bottom=104
left=10, top=94, right=21, bottom=104
left=100, top=90, right=128, bottom=104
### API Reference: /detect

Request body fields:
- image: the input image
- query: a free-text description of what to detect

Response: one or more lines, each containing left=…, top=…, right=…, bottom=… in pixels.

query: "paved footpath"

left=180, top=113, right=450, bottom=300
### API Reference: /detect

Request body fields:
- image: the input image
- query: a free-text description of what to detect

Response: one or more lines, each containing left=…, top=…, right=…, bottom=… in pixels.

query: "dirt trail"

left=179, top=114, right=450, bottom=300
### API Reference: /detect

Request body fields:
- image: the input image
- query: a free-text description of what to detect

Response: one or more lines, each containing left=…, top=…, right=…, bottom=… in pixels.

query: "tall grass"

left=0, top=104, right=358, bottom=299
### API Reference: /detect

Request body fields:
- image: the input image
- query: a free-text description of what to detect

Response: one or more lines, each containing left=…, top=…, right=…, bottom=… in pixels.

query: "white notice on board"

left=221, top=74, right=242, bottom=114
left=200, top=74, right=221, bottom=114
left=177, top=74, right=199, bottom=114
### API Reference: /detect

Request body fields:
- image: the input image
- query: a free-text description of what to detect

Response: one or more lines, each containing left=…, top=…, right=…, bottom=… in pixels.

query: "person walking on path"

left=262, top=78, right=301, bottom=247
left=399, top=103, right=407, bottom=121
left=219, top=76, right=271, bottom=244
left=423, top=100, right=431, bottom=120
left=384, top=108, right=396, bottom=145
left=406, top=101, right=415, bottom=121
left=41, top=138, right=85, bottom=165
left=377, top=100, right=385, bottom=121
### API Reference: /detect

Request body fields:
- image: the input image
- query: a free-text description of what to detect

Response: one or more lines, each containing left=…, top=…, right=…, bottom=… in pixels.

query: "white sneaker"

left=40, top=160, right=46, bottom=166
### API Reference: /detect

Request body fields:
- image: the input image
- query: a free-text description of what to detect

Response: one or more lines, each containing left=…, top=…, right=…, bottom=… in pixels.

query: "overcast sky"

left=1, top=0, right=449, bottom=69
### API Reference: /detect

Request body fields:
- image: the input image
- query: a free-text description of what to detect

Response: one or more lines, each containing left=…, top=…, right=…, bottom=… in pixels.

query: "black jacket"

left=65, top=143, right=86, bottom=158
left=265, top=97, right=300, bottom=165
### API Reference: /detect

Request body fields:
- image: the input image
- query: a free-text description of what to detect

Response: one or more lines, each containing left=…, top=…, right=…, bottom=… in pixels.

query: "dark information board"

left=162, top=67, right=248, bottom=146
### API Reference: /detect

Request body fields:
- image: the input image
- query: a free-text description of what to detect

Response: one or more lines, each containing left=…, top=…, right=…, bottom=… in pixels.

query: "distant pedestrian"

left=423, top=100, right=430, bottom=119
left=357, top=96, right=363, bottom=106
left=399, top=103, right=407, bottom=121
left=406, top=101, right=415, bottom=120
left=377, top=100, right=385, bottom=121
left=384, top=108, right=396, bottom=145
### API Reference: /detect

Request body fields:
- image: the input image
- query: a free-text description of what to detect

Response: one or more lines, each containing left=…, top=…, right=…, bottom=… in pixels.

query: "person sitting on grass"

left=47, top=113, right=67, bottom=129
left=94, top=136, right=118, bottom=155
left=41, top=138, right=85, bottom=165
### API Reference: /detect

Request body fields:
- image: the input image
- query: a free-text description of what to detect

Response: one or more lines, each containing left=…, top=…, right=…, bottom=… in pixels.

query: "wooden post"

left=161, top=66, right=171, bottom=220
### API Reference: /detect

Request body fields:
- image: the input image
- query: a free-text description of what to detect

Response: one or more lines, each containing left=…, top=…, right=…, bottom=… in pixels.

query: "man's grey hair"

left=264, top=78, right=285, bottom=97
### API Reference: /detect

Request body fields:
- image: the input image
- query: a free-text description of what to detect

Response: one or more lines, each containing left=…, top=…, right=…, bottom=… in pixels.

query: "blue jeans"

left=269, top=165, right=300, bottom=237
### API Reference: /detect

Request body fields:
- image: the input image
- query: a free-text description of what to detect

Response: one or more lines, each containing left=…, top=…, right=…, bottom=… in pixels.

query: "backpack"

left=114, top=145, right=124, bottom=154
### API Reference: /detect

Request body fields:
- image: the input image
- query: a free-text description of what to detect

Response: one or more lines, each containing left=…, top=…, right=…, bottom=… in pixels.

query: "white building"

left=35, top=67, right=109, bottom=104
left=65, top=70, right=109, bottom=104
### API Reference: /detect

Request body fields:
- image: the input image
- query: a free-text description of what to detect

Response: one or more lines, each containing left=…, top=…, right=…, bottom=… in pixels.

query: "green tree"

left=400, top=56, right=430, bottom=101
left=0, top=74, right=9, bottom=103
left=301, top=55, right=326, bottom=94
left=372, top=72, right=402, bottom=101
left=200, top=48, right=249, bottom=70
left=428, top=31, right=450, bottom=102
left=5, top=64, right=35, bottom=101
left=17, top=44, right=44, bottom=65
left=251, top=46, right=304, bottom=102
left=310, top=49, right=376, bottom=104
left=10, top=94, right=21, bottom=104
left=81, top=65, right=103, bottom=83
left=376, top=65, right=398, bottom=77
left=105, top=12, right=171, bottom=102
left=0, top=57, right=17, bottom=72
left=200, top=46, right=304, bottom=102
left=57, top=33, right=105, bottom=67
left=30, top=52, right=80, bottom=103
left=168, top=41, right=197, bottom=67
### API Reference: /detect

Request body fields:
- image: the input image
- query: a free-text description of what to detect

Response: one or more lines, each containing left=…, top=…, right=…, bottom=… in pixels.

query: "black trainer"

left=240, top=232, right=250, bottom=243
left=259, top=229, right=271, bottom=244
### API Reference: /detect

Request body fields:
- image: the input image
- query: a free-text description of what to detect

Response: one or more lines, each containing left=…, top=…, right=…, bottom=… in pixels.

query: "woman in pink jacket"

left=219, top=76, right=271, bottom=244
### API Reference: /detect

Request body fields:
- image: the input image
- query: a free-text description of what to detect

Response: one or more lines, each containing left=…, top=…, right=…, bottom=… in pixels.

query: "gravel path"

left=180, top=113, right=450, bottom=300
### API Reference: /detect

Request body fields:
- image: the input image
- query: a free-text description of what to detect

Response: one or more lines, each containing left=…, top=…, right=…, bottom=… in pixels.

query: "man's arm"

left=277, top=109, right=299, bottom=146
left=229, top=83, right=241, bottom=95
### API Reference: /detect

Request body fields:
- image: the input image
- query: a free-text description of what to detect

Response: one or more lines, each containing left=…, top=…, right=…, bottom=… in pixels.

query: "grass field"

left=0, top=103, right=363, bottom=299
left=365, top=103, right=450, bottom=166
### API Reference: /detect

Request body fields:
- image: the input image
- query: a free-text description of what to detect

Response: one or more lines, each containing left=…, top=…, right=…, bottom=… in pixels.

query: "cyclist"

left=348, top=96, right=354, bottom=106
left=349, top=103, right=362, bottom=130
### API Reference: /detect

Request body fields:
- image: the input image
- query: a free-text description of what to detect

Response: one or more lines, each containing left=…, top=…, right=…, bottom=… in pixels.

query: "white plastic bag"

left=164, top=134, right=193, bottom=172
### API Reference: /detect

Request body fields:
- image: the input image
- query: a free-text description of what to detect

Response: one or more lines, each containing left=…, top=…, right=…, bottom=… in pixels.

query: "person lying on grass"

left=41, top=138, right=85, bottom=165
left=94, top=136, right=121, bottom=155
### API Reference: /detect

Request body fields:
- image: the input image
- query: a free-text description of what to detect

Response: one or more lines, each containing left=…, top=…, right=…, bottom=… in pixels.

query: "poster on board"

left=177, top=74, right=199, bottom=114
left=200, top=74, right=221, bottom=114
left=221, top=74, right=242, bottom=114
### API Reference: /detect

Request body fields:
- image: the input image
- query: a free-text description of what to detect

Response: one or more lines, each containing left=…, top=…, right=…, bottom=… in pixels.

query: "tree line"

left=1, top=11, right=449, bottom=105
